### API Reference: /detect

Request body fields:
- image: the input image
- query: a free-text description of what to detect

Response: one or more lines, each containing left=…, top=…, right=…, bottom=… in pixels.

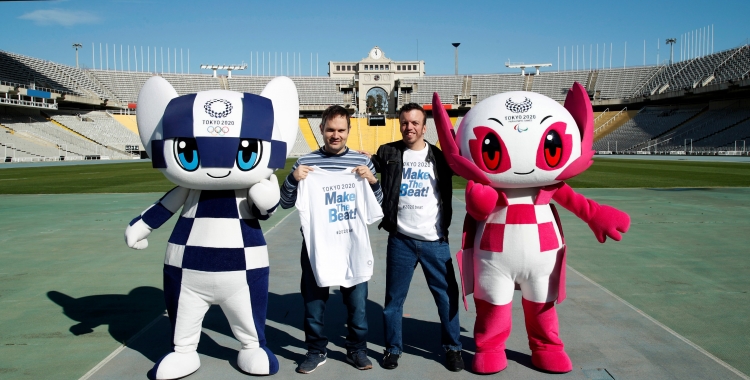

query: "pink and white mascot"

left=433, top=83, right=630, bottom=374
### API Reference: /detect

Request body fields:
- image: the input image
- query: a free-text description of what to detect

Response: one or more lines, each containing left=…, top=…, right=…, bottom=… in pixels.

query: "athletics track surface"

left=0, top=189, right=748, bottom=379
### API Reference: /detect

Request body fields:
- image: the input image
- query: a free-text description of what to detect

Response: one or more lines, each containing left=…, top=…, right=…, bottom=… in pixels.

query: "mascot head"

left=136, top=76, right=299, bottom=190
left=454, top=82, right=594, bottom=189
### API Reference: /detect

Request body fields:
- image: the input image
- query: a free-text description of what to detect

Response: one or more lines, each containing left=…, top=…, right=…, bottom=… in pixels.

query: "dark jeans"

left=383, top=232, right=462, bottom=355
left=300, top=242, right=368, bottom=355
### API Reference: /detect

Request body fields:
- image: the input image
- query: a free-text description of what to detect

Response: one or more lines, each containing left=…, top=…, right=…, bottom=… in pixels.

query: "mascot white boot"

left=433, top=83, right=630, bottom=374
left=125, top=76, right=299, bottom=379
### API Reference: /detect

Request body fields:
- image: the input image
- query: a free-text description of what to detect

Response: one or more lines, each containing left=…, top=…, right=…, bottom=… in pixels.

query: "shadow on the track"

left=47, top=287, right=165, bottom=347
left=48, top=287, right=471, bottom=369
left=265, top=291, right=471, bottom=368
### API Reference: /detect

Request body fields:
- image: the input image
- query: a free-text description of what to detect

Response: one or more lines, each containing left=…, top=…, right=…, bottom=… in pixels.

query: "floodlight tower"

left=72, top=43, right=83, bottom=68
left=666, top=38, right=676, bottom=64
left=452, top=43, right=460, bottom=75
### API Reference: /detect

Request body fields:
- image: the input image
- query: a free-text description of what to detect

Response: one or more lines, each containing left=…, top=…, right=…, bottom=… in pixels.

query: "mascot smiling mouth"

left=513, top=169, right=535, bottom=175
left=207, top=171, right=231, bottom=178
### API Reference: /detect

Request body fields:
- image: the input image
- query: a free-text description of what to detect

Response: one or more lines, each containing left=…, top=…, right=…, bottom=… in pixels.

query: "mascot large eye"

left=544, top=130, right=563, bottom=167
left=468, top=126, right=511, bottom=173
left=174, top=138, right=199, bottom=171
left=236, top=139, right=262, bottom=171
left=481, top=132, right=502, bottom=171
left=535, top=122, right=573, bottom=171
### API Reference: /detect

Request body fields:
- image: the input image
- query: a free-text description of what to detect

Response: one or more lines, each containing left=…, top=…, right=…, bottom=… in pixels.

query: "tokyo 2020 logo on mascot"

left=125, top=76, right=299, bottom=379
left=433, top=83, right=630, bottom=374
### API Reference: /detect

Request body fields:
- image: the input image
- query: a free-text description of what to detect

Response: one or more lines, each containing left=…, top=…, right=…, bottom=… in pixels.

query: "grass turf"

left=0, top=158, right=749, bottom=194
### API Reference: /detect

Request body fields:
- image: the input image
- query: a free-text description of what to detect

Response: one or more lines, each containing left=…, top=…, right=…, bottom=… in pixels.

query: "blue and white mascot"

left=125, top=76, right=299, bottom=379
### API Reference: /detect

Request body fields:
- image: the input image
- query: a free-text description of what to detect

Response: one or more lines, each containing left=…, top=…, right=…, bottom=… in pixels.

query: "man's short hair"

left=398, top=103, right=427, bottom=126
left=321, top=105, right=351, bottom=130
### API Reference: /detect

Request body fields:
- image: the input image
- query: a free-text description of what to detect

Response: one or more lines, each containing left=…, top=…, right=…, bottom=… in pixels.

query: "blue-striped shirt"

left=280, top=147, right=383, bottom=209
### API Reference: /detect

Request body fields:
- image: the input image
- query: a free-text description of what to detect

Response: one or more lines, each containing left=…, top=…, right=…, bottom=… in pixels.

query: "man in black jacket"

left=369, top=103, right=463, bottom=372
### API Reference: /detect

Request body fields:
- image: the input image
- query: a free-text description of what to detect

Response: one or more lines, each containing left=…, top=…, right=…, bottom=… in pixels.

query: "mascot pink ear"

left=556, top=82, right=595, bottom=181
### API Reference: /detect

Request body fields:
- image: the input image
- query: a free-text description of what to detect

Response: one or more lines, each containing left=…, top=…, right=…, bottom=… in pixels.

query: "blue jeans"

left=383, top=232, right=462, bottom=355
left=300, top=241, right=368, bottom=354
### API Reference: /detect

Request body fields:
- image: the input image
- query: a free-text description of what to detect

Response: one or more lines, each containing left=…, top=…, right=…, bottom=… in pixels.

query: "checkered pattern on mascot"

left=433, top=83, right=630, bottom=374
left=125, top=76, right=299, bottom=379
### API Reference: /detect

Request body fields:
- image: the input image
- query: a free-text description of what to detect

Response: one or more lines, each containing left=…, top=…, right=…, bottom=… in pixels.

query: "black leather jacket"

left=371, top=140, right=453, bottom=242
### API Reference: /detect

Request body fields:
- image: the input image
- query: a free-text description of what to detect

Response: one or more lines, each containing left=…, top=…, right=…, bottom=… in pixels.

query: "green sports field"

left=1, top=158, right=750, bottom=194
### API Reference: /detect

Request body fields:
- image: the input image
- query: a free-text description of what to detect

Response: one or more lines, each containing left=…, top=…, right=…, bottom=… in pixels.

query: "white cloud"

left=19, top=9, right=100, bottom=27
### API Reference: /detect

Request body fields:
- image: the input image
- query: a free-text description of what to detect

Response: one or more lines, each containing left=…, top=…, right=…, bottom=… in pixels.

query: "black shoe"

left=296, top=352, right=327, bottom=374
left=346, top=350, right=373, bottom=370
left=445, top=350, right=465, bottom=372
left=382, top=351, right=399, bottom=369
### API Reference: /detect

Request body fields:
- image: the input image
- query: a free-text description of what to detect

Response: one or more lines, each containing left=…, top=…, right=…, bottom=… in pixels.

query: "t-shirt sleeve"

left=363, top=178, right=384, bottom=225
left=294, top=171, right=309, bottom=213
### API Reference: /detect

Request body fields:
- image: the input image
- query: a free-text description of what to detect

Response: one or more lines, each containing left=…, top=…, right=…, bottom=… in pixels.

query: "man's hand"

left=293, top=165, right=313, bottom=181
left=356, top=150, right=372, bottom=158
left=352, top=165, right=377, bottom=185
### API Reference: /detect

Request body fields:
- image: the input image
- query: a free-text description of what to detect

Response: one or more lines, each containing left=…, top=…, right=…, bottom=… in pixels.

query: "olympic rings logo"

left=207, top=126, right=230, bottom=136
left=204, top=99, right=233, bottom=118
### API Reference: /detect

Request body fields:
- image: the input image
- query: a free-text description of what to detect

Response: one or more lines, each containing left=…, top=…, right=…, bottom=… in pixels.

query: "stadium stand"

left=593, top=67, right=659, bottom=100
left=594, top=106, right=705, bottom=151
left=161, top=73, right=223, bottom=95
left=654, top=106, right=750, bottom=152
left=296, top=118, right=319, bottom=151
left=88, top=71, right=153, bottom=103
left=229, top=76, right=349, bottom=105
left=592, top=103, right=750, bottom=153
left=307, top=118, right=325, bottom=147
left=50, top=111, right=141, bottom=151
left=470, top=74, right=525, bottom=102
left=692, top=117, right=750, bottom=150
left=400, top=76, right=463, bottom=105
left=1, top=50, right=119, bottom=101
left=637, top=45, right=750, bottom=97
left=110, top=114, right=139, bottom=135
left=1, top=119, right=64, bottom=159
left=531, top=71, right=590, bottom=101
left=0, top=114, right=129, bottom=160
left=2, top=44, right=749, bottom=160
left=289, top=126, right=313, bottom=157
left=424, top=118, right=440, bottom=145
left=227, top=76, right=272, bottom=94
left=291, top=77, right=350, bottom=106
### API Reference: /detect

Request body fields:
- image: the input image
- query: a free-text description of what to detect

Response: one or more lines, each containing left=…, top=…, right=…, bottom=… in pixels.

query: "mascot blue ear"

left=260, top=77, right=299, bottom=159
left=136, top=76, right=179, bottom=161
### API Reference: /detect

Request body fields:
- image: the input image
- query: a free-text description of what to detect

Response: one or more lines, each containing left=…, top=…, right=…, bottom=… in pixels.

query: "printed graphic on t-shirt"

left=400, top=161, right=434, bottom=200
left=323, top=182, right=359, bottom=222
left=397, top=147, right=442, bottom=241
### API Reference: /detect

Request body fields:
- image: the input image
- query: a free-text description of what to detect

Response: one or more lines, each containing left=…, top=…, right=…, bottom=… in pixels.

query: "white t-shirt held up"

left=296, top=167, right=383, bottom=287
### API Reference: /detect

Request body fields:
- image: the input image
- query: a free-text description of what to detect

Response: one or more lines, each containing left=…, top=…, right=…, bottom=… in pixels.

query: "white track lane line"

left=452, top=194, right=748, bottom=380
left=79, top=209, right=298, bottom=380
left=569, top=266, right=749, bottom=380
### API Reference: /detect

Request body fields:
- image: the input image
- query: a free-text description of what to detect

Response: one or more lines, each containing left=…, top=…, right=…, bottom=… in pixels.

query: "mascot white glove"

left=125, top=219, right=152, bottom=250
left=248, top=174, right=281, bottom=215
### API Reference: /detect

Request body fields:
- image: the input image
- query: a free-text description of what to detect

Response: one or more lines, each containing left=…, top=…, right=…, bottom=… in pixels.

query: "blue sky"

left=1, top=0, right=748, bottom=75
